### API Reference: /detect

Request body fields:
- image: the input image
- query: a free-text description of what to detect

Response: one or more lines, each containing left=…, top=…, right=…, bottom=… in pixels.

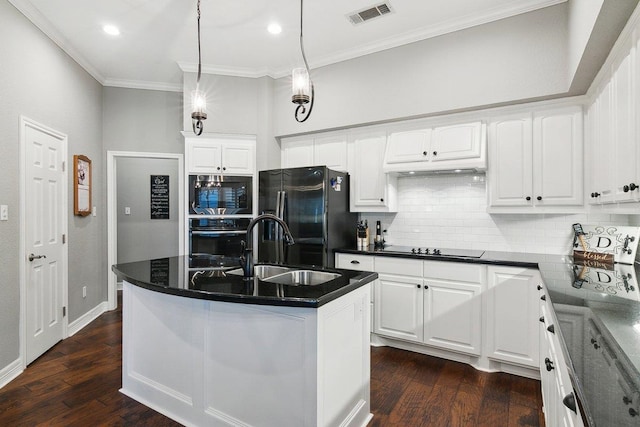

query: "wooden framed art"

left=73, top=154, right=92, bottom=216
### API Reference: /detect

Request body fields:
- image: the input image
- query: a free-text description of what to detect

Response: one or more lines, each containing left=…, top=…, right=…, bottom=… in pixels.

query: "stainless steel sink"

left=225, top=265, right=293, bottom=280
left=263, top=270, right=341, bottom=286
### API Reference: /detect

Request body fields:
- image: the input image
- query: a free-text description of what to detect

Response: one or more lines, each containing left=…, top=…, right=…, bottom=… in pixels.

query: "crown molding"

left=177, top=62, right=276, bottom=79
left=102, top=78, right=183, bottom=93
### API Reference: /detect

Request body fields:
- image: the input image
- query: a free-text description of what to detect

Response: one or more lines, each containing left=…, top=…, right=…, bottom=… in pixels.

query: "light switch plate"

left=0, top=205, right=8, bottom=221
left=124, top=207, right=131, bottom=215
left=92, top=206, right=97, bottom=217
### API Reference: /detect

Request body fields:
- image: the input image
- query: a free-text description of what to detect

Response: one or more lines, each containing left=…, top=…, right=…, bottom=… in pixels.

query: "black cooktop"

left=379, top=246, right=485, bottom=259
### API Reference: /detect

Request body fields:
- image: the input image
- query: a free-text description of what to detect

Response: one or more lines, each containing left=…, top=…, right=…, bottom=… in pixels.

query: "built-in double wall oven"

left=188, top=175, right=253, bottom=260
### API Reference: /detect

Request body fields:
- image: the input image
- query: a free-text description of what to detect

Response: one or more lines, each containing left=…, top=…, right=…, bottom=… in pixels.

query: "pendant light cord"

left=196, top=0, right=202, bottom=84
left=295, top=0, right=314, bottom=122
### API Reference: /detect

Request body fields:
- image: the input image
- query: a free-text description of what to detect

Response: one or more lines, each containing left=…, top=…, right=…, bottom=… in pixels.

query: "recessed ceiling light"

left=267, top=23, right=282, bottom=35
left=103, top=25, right=120, bottom=36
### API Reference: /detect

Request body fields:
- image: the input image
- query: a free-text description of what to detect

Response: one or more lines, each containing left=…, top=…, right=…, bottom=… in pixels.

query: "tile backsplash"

left=361, top=174, right=634, bottom=255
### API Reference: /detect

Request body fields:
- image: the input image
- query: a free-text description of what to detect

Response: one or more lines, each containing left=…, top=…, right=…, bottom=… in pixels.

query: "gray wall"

left=103, top=87, right=184, bottom=153
left=116, top=158, right=180, bottom=263
left=271, top=4, right=570, bottom=136
left=0, top=0, right=104, bottom=368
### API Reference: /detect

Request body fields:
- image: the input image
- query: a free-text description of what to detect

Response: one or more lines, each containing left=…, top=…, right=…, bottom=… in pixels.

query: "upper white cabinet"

left=383, top=121, right=486, bottom=173
left=587, top=37, right=640, bottom=207
left=486, top=265, right=540, bottom=368
left=186, top=136, right=255, bottom=175
left=350, top=129, right=397, bottom=212
left=281, top=132, right=348, bottom=172
left=487, top=106, right=583, bottom=212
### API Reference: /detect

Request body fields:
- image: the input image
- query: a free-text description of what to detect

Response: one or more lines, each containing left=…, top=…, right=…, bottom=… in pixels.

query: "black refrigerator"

left=258, top=166, right=356, bottom=268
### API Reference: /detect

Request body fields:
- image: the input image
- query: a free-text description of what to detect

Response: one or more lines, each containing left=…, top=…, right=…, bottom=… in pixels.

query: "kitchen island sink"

left=112, top=256, right=377, bottom=427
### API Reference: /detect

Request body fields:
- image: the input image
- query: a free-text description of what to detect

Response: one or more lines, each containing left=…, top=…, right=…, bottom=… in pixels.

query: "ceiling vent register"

left=348, top=3, right=393, bottom=25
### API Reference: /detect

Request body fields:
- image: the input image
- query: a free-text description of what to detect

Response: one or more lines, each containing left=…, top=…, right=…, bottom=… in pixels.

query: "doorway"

left=20, top=117, right=68, bottom=365
left=106, top=151, right=184, bottom=310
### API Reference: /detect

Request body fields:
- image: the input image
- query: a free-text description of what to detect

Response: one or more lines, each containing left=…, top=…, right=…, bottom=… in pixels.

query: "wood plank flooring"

left=0, top=294, right=544, bottom=426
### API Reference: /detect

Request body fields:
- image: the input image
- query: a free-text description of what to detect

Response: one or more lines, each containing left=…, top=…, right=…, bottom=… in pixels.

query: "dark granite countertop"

left=336, top=246, right=640, bottom=426
left=112, top=256, right=377, bottom=308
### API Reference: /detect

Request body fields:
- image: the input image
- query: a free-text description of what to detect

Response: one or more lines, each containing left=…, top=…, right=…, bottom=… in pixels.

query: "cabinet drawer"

left=424, top=261, right=485, bottom=283
left=335, top=253, right=374, bottom=271
left=375, top=257, right=423, bottom=276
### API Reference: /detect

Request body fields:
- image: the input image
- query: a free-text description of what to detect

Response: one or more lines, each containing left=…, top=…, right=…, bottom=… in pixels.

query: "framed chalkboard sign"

left=150, top=175, right=170, bottom=219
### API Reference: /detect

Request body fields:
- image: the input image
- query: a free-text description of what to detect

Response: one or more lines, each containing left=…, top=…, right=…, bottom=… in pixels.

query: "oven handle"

left=191, top=230, right=247, bottom=235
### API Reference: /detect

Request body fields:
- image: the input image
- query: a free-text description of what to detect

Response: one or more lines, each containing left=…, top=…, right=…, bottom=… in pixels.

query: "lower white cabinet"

left=486, top=265, right=540, bottom=368
left=336, top=254, right=540, bottom=373
left=540, top=301, right=584, bottom=426
left=375, top=274, right=424, bottom=342
left=423, top=277, right=482, bottom=356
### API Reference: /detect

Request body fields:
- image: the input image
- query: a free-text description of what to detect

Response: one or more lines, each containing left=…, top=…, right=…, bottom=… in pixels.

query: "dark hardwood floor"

left=0, top=294, right=544, bottom=426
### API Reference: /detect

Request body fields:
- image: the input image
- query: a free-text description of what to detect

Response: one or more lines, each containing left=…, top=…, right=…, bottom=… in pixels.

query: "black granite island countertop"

left=335, top=246, right=640, bottom=426
left=112, top=255, right=378, bottom=308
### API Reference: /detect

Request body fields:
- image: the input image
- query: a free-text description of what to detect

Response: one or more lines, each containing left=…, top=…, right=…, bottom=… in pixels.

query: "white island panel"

left=120, top=280, right=372, bottom=427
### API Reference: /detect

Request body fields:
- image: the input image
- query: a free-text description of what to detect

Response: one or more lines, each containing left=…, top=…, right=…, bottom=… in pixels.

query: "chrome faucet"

left=239, top=214, right=295, bottom=279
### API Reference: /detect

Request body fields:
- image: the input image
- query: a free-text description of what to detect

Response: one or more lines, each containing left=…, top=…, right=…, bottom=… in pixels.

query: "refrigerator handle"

left=278, top=191, right=286, bottom=221
left=275, top=191, right=282, bottom=218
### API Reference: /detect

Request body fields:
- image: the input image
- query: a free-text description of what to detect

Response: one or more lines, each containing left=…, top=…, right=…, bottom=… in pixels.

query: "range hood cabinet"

left=383, top=121, right=487, bottom=174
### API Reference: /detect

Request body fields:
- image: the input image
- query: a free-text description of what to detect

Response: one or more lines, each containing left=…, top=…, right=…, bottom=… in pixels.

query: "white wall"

left=0, top=0, right=104, bottom=369
left=362, top=174, right=631, bottom=254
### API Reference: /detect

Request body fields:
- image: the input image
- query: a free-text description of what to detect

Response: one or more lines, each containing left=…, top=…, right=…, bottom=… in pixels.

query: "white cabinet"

left=487, top=106, right=583, bottom=212
left=186, top=136, right=255, bottom=175
left=539, top=302, right=584, bottom=427
left=373, top=258, right=484, bottom=355
left=374, top=257, right=423, bottom=342
left=335, top=253, right=375, bottom=272
left=423, top=261, right=484, bottom=356
left=350, top=129, right=397, bottom=212
left=281, top=137, right=314, bottom=168
left=486, top=265, right=540, bottom=368
left=281, top=133, right=348, bottom=171
left=383, top=121, right=486, bottom=173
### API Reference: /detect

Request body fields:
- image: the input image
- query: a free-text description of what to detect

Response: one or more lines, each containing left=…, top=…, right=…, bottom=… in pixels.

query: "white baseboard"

left=0, top=358, right=23, bottom=389
left=67, top=301, right=109, bottom=337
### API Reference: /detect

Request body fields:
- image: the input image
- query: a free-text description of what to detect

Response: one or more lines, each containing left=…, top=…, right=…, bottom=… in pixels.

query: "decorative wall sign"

left=572, top=224, right=640, bottom=265
left=73, top=155, right=92, bottom=216
left=150, top=175, right=170, bottom=219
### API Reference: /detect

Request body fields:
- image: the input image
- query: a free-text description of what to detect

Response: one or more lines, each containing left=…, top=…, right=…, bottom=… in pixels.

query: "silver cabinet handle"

left=28, top=253, right=47, bottom=262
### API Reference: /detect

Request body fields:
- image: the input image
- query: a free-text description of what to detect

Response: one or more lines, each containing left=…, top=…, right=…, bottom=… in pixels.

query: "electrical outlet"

left=82, top=286, right=87, bottom=298
left=0, top=205, right=7, bottom=221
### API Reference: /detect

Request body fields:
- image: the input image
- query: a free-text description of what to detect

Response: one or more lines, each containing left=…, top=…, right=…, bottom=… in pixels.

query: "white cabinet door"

left=384, top=129, right=431, bottom=164
left=351, top=130, right=396, bottom=211
left=186, top=137, right=255, bottom=175
left=188, top=140, right=222, bottom=174
left=488, top=107, right=583, bottom=211
left=281, top=138, right=314, bottom=168
left=430, top=122, right=483, bottom=162
left=612, top=50, right=638, bottom=203
left=423, top=279, right=482, bottom=355
left=488, top=114, right=533, bottom=207
left=314, top=134, right=348, bottom=171
left=374, top=274, right=423, bottom=343
left=532, top=106, right=583, bottom=206
left=589, top=81, right=616, bottom=204
left=221, top=142, right=255, bottom=175
left=486, top=266, right=540, bottom=368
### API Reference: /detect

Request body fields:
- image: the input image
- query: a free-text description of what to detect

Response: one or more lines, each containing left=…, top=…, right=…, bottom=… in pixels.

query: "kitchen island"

left=112, top=256, right=377, bottom=427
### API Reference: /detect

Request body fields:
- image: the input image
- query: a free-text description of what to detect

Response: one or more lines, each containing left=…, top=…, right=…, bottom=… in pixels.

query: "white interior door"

left=24, top=121, right=67, bottom=365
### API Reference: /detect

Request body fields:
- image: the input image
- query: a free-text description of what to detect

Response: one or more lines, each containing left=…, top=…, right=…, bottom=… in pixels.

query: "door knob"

left=28, top=253, right=47, bottom=262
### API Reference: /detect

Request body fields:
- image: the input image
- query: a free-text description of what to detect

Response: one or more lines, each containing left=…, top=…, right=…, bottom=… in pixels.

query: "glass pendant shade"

left=191, top=88, right=207, bottom=119
left=291, top=67, right=310, bottom=105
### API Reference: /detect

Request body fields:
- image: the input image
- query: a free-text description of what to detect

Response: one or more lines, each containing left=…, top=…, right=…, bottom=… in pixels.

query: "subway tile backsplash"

left=361, top=174, right=633, bottom=255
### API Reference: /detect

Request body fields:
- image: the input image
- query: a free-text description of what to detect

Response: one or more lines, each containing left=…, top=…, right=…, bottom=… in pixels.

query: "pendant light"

left=292, top=0, right=314, bottom=123
left=191, top=0, right=207, bottom=135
